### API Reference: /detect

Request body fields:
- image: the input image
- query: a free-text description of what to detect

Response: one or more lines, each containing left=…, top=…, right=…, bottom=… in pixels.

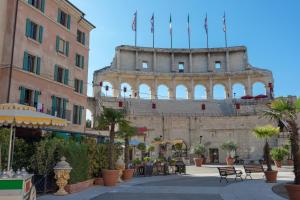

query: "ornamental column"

left=246, top=75, right=252, bottom=96
left=151, top=78, right=158, bottom=99
left=188, top=79, right=194, bottom=100
left=227, top=77, right=232, bottom=99
left=207, top=77, right=213, bottom=100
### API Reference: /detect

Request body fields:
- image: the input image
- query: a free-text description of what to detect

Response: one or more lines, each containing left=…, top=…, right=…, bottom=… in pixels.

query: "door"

left=209, top=148, right=219, bottom=163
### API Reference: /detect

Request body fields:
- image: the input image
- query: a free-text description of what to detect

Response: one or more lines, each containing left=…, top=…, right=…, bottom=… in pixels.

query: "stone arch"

left=101, top=81, right=114, bottom=97
left=194, top=84, right=207, bottom=100
left=213, top=84, right=226, bottom=99
left=120, top=82, right=133, bottom=98
left=157, top=84, right=170, bottom=99
left=139, top=83, right=151, bottom=99
left=232, top=83, right=246, bottom=98
left=252, top=82, right=266, bottom=96
left=176, top=84, right=188, bottom=100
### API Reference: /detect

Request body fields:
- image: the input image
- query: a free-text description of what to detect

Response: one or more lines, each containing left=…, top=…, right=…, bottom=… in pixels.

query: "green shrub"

left=143, top=157, right=151, bottom=162
left=0, top=128, right=10, bottom=170
left=192, top=144, right=206, bottom=157
left=221, top=141, right=238, bottom=153
left=271, top=147, right=289, bottom=161
left=133, top=158, right=142, bottom=165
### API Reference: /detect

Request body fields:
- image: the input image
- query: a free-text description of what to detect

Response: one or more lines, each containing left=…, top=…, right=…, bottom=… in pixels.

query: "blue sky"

left=70, top=0, right=300, bottom=98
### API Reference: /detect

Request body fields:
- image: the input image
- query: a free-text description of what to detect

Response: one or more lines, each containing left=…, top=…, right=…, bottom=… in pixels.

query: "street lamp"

left=200, top=135, right=203, bottom=144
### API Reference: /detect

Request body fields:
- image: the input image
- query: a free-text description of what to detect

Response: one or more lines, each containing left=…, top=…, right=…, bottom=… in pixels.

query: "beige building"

left=90, top=45, right=288, bottom=163
left=0, top=0, right=95, bottom=132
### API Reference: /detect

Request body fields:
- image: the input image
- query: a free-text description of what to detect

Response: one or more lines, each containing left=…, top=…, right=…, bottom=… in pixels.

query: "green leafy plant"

left=221, top=141, right=238, bottom=157
left=262, top=97, right=300, bottom=184
left=137, top=142, right=146, bottom=159
left=271, top=147, right=289, bottom=162
left=192, top=144, right=206, bottom=158
left=133, top=158, right=142, bottom=165
left=148, top=145, right=155, bottom=153
left=94, top=107, right=127, bottom=170
left=253, top=125, right=280, bottom=171
left=143, top=156, right=151, bottom=162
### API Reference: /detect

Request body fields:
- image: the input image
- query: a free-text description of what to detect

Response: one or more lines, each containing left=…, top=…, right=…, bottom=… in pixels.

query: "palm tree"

left=95, top=107, right=127, bottom=170
left=262, top=97, right=300, bottom=184
left=117, top=122, right=137, bottom=169
left=253, top=125, right=280, bottom=171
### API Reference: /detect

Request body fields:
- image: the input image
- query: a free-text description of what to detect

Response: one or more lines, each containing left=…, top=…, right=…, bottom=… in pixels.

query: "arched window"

left=157, top=84, right=169, bottom=99
left=213, top=84, right=226, bottom=99
left=139, top=84, right=151, bottom=99
left=176, top=84, right=188, bottom=100
left=252, top=82, right=266, bottom=96
left=232, top=83, right=245, bottom=98
left=120, top=83, right=132, bottom=98
left=101, top=81, right=113, bottom=97
left=194, top=84, right=207, bottom=100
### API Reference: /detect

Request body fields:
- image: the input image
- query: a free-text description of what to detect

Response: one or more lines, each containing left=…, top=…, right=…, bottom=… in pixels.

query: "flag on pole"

left=151, top=13, right=154, bottom=33
left=187, top=14, right=191, bottom=36
left=169, top=14, right=172, bottom=35
left=132, top=11, right=137, bottom=31
left=223, top=12, right=226, bottom=32
left=204, top=13, right=208, bottom=34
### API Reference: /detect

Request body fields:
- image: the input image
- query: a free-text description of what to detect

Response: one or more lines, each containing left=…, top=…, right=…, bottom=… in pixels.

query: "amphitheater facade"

left=90, top=45, right=287, bottom=163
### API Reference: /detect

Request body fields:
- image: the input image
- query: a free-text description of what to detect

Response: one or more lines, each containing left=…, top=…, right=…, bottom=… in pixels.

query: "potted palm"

left=253, top=125, right=280, bottom=182
left=221, top=141, right=238, bottom=165
left=192, top=144, right=206, bottom=167
left=270, top=147, right=289, bottom=168
left=262, top=98, right=300, bottom=199
left=117, top=122, right=137, bottom=181
left=95, top=107, right=127, bottom=186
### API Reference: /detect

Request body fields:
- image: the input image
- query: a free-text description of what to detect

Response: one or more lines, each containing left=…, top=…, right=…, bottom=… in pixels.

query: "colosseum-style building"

left=90, top=45, right=283, bottom=163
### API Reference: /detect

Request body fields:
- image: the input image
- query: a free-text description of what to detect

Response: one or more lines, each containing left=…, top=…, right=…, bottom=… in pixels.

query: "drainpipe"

left=7, top=0, right=19, bottom=103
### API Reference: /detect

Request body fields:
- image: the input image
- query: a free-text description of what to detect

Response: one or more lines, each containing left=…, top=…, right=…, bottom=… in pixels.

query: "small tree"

left=221, top=141, right=238, bottom=158
left=147, top=145, right=155, bottom=156
left=192, top=144, right=206, bottom=158
left=94, top=107, right=127, bottom=170
left=253, top=125, right=280, bottom=171
left=117, top=122, right=137, bottom=169
left=271, top=147, right=289, bottom=162
left=137, top=143, right=146, bottom=160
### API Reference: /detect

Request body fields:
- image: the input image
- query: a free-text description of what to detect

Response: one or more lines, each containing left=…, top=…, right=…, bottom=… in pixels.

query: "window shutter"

left=62, top=98, right=67, bottom=119
left=19, top=87, right=25, bottom=105
left=79, top=106, right=83, bottom=125
left=56, top=36, right=60, bottom=52
left=41, top=0, right=45, bottom=13
left=25, top=18, right=31, bottom=37
left=81, top=56, right=84, bottom=68
left=57, top=9, right=61, bottom=23
left=67, top=15, right=71, bottom=30
left=34, top=90, right=40, bottom=108
left=80, top=80, right=83, bottom=94
left=82, top=32, right=86, bottom=45
left=38, top=25, right=43, bottom=43
left=54, top=64, right=58, bottom=81
left=51, top=96, right=56, bottom=116
left=65, top=41, right=69, bottom=56
left=64, top=69, right=69, bottom=85
left=23, top=51, right=29, bottom=71
left=36, top=56, right=41, bottom=75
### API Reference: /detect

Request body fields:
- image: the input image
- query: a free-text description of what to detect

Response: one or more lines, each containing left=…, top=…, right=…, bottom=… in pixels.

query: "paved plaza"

left=38, top=165, right=294, bottom=200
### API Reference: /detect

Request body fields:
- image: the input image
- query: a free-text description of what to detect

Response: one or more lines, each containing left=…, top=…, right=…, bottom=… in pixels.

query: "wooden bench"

left=217, top=166, right=243, bottom=183
left=243, top=164, right=264, bottom=180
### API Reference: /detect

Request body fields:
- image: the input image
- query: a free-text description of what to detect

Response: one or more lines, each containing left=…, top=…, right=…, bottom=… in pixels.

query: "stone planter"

left=194, top=158, right=203, bottom=167
left=94, top=177, right=104, bottom=185
left=102, top=169, right=119, bottom=186
left=65, top=179, right=94, bottom=194
left=226, top=156, right=235, bottom=165
left=274, top=160, right=282, bottom=168
left=264, top=170, right=278, bottom=183
left=285, top=184, right=300, bottom=200
left=122, top=169, right=135, bottom=181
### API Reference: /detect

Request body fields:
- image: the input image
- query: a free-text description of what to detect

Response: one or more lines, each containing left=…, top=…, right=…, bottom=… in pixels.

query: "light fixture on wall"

left=200, top=135, right=203, bottom=144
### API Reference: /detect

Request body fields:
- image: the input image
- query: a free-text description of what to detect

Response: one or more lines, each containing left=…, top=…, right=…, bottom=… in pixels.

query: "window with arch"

left=194, top=84, right=207, bottom=100
left=176, top=84, right=188, bottom=100
left=252, top=82, right=266, bottom=96
left=232, top=83, right=245, bottom=98
left=157, top=84, right=169, bottom=99
left=139, top=84, right=151, bottom=99
left=101, top=81, right=113, bottom=97
left=120, top=83, right=132, bottom=98
left=213, top=84, right=226, bottom=99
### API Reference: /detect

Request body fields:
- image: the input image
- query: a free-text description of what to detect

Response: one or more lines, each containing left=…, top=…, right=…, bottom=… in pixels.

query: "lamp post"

left=200, top=136, right=203, bottom=144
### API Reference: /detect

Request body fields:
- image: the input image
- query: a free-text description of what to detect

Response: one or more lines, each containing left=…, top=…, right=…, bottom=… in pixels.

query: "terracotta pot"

left=194, top=158, right=203, bottom=167
left=102, top=169, right=119, bottom=186
left=65, top=179, right=94, bottom=194
left=285, top=184, right=300, bottom=200
left=264, top=170, right=278, bottom=183
left=287, top=159, right=294, bottom=166
left=94, top=177, right=104, bottom=185
left=122, top=169, right=135, bottom=181
left=226, top=156, right=235, bottom=165
left=274, top=160, right=282, bottom=168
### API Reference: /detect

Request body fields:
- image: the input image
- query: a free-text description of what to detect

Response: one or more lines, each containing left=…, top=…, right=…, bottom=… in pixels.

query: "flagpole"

left=152, top=14, right=155, bottom=48
left=225, top=29, right=227, bottom=48
left=135, top=11, right=137, bottom=47
left=188, top=14, right=190, bottom=50
left=223, top=12, right=227, bottom=48
left=205, top=13, right=209, bottom=49
left=170, top=14, right=172, bottom=49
